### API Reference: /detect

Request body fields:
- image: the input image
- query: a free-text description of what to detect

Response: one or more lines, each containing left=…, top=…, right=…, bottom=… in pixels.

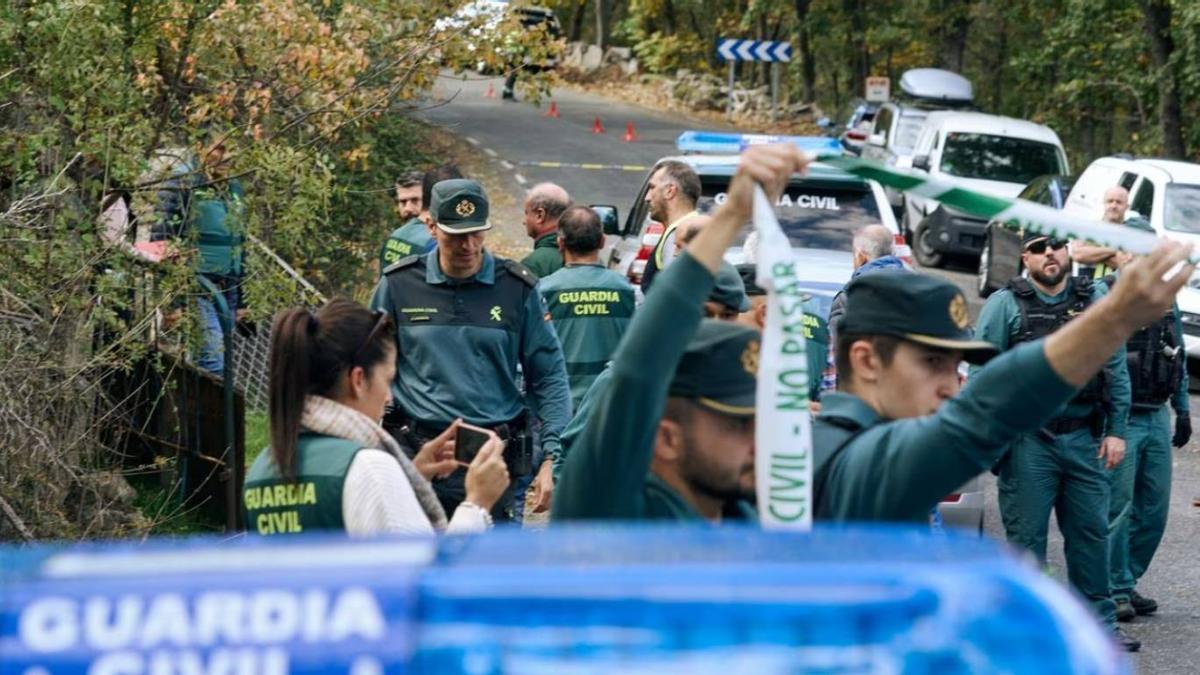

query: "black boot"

left=1131, top=590, right=1158, bottom=616
left=1115, top=598, right=1136, bottom=623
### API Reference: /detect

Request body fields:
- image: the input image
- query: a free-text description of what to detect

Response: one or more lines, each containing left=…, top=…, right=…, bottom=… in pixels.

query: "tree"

left=1139, top=0, right=1186, bottom=158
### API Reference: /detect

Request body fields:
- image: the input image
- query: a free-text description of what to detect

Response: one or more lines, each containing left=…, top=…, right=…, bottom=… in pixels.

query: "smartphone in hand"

left=455, top=423, right=492, bottom=464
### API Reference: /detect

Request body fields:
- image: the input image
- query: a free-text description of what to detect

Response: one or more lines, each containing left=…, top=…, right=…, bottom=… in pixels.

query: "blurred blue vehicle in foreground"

left=0, top=526, right=1125, bottom=674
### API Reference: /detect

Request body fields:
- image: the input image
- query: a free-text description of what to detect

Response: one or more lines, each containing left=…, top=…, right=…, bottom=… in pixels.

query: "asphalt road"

left=417, top=73, right=1200, bottom=673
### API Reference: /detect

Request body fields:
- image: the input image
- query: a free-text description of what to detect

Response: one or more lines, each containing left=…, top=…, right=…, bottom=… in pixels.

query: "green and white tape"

left=752, top=185, right=814, bottom=530
left=815, top=154, right=1171, bottom=256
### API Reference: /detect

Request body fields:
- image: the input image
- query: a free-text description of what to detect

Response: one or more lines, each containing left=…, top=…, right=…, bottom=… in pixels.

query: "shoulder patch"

left=382, top=254, right=422, bottom=276
left=500, top=259, right=538, bottom=288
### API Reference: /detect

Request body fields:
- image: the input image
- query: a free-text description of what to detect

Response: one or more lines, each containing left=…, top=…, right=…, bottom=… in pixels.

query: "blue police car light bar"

left=676, top=130, right=843, bottom=155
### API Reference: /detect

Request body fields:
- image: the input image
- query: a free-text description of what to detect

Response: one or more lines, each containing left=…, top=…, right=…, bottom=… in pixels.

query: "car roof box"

left=898, top=69, right=974, bottom=105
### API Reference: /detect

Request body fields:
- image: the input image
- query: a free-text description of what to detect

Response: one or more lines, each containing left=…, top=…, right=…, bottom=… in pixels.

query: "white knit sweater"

left=342, top=449, right=489, bottom=535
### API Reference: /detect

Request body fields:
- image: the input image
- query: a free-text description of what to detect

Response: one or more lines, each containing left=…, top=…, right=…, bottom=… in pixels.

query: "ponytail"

left=268, top=308, right=313, bottom=481
left=267, top=299, right=395, bottom=481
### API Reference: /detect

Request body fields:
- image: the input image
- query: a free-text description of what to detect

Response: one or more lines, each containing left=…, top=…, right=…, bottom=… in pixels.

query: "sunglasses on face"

left=1025, top=239, right=1067, bottom=255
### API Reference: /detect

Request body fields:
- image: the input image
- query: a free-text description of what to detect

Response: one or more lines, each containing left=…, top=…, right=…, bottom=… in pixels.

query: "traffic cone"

left=485, top=82, right=495, bottom=98
left=546, top=101, right=561, bottom=118
left=623, top=121, right=637, bottom=142
left=592, top=116, right=605, bottom=134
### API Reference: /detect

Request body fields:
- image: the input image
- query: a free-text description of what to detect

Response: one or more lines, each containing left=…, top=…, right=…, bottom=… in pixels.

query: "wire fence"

left=232, top=235, right=327, bottom=412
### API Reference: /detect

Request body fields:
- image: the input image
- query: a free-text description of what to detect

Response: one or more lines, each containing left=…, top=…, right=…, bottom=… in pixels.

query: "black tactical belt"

left=1041, top=416, right=1091, bottom=436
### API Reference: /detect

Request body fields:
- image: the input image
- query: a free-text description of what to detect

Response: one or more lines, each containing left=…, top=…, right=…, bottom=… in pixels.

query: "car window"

left=893, top=115, right=925, bottom=152
left=1118, top=172, right=1138, bottom=191
left=697, top=178, right=883, bottom=253
left=939, top=133, right=1065, bottom=184
left=1163, top=183, right=1200, bottom=233
left=1131, top=180, right=1155, bottom=220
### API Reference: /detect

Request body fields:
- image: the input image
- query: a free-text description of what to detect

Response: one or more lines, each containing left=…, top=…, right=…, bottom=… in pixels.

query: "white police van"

left=600, top=132, right=910, bottom=320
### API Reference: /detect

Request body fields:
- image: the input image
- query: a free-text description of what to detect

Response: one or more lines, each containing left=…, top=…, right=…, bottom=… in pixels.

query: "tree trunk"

left=989, top=14, right=1006, bottom=110
left=595, top=0, right=608, bottom=50
left=843, top=0, right=868, bottom=97
left=1139, top=0, right=1186, bottom=158
left=568, top=0, right=587, bottom=42
left=936, top=0, right=972, bottom=73
left=794, top=0, right=816, bottom=102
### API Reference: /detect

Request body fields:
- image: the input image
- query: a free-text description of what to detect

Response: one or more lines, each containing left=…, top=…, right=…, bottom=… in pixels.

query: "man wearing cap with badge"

left=371, top=178, right=571, bottom=521
left=553, top=147, right=805, bottom=522
left=971, top=230, right=1134, bottom=649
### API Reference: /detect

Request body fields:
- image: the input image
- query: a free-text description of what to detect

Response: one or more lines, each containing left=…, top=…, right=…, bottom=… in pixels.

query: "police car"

left=603, top=131, right=911, bottom=319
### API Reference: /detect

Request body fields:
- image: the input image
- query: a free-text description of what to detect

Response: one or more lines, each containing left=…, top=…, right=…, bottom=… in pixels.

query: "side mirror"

left=591, top=204, right=621, bottom=235
left=868, top=133, right=886, bottom=147
left=912, top=155, right=930, bottom=172
left=1125, top=209, right=1142, bottom=221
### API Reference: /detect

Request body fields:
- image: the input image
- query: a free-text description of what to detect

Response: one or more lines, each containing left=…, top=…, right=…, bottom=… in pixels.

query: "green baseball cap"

left=840, top=271, right=997, bottom=365
left=710, top=262, right=751, bottom=312
left=430, top=179, right=490, bottom=233
left=669, top=320, right=760, bottom=417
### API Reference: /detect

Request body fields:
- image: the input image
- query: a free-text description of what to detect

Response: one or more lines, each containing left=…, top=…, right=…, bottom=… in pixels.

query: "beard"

left=1030, top=260, right=1067, bottom=287
left=681, top=430, right=754, bottom=503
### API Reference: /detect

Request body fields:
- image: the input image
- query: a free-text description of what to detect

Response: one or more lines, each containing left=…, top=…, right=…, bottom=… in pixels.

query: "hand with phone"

left=413, top=420, right=461, bottom=480
left=461, top=424, right=510, bottom=512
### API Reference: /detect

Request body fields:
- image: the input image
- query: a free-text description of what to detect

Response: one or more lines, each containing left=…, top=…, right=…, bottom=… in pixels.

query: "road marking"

left=500, top=160, right=514, bottom=169
left=515, top=173, right=527, bottom=185
left=465, top=136, right=481, bottom=146
left=484, top=147, right=498, bottom=158
left=517, top=160, right=650, bottom=172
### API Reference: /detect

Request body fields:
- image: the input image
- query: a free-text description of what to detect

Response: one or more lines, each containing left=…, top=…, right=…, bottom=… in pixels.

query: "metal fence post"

left=196, top=275, right=241, bottom=533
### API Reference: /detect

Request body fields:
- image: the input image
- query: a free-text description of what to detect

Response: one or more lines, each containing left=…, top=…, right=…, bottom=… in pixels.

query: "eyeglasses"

left=1024, top=239, right=1067, bottom=255
left=352, top=309, right=390, bottom=365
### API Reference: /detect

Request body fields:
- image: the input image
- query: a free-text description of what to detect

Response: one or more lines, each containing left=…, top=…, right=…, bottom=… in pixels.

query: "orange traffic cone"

left=485, top=83, right=495, bottom=98
left=546, top=101, right=561, bottom=118
left=592, top=116, right=605, bottom=134
left=623, top=121, right=637, bottom=142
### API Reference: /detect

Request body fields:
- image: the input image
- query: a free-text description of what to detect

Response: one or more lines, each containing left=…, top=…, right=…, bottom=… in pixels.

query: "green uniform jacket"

left=522, top=231, right=564, bottom=278
left=814, top=341, right=1078, bottom=522
left=972, top=281, right=1130, bottom=438
left=370, top=250, right=571, bottom=459
left=552, top=253, right=755, bottom=521
left=243, top=433, right=360, bottom=535
left=539, top=263, right=636, bottom=409
left=378, top=218, right=434, bottom=272
left=153, top=164, right=245, bottom=278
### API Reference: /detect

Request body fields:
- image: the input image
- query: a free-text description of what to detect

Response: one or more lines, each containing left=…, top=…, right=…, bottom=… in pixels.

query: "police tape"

left=517, top=161, right=650, bottom=172
left=752, top=184, right=814, bottom=531
left=814, top=154, right=1172, bottom=257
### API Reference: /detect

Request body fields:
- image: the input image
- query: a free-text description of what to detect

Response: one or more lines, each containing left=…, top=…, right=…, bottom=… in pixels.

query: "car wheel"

left=977, top=241, right=995, bottom=298
left=913, top=220, right=944, bottom=268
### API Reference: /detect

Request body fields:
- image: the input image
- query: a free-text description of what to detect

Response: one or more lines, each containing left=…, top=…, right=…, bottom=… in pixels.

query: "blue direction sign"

left=717, top=38, right=793, bottom=62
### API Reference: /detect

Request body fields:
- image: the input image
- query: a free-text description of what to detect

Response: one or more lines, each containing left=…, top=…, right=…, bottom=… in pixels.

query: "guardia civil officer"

left=244, top=298, right=508, bottom=536
left=972, top=231, right=1134, bottom=648
left=538, top=205, right=635, bottom=409
left=554, top=261, right=754, bottom=480
left=371, top=179, right=571, bottom=520
left=1103, top=244, right=1190, bottom=623
left=378, top=166, right=461, bottom=273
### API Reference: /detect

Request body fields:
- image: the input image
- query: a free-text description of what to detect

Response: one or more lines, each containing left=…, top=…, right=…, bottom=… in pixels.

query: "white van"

left=1065, top=156, right=1200, bottom=368
left=861, top=69, right=975, bottom=215
left=903, top=112, right=1069, bottom=267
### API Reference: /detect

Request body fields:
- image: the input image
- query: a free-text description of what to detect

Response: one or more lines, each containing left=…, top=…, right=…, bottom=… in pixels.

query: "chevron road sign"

left=716, top=38, right=793, bottom=62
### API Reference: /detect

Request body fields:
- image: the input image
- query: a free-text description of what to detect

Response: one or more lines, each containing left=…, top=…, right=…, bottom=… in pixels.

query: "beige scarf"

left=301, top=396, right=448, bottom=529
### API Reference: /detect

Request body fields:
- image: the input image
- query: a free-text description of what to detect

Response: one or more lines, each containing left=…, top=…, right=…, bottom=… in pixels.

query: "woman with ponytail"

left=244, top=298, right=509, bottom=535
